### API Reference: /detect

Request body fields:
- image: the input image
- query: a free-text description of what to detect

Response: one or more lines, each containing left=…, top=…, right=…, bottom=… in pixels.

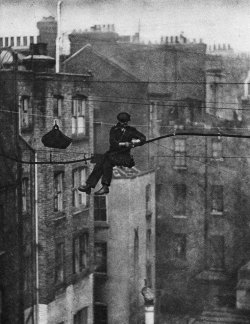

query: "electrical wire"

left=0, top=75, right=250, bottom=85
left=2, top=130, right=250, bottom=165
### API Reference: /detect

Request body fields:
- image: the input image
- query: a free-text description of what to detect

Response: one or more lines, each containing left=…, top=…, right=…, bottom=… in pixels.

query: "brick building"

left=0, top=47, right=96, bottom=323
left=6, top=16, right=250, bottom=323
left=62, top=43, right=150, bottom=172
left=94, top=166, right=156, bottom=324
left=65, top=27, right=250, bottom=323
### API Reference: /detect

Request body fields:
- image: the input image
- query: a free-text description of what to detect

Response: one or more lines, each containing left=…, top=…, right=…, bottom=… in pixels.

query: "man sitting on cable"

left=78, top=112, right=146, bottom=195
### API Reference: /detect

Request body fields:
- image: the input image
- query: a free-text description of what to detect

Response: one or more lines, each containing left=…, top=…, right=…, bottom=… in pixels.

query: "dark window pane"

left=94, top=242, right=107, bottom=273
left=174, top=184, right=186, bottom=215
left=94, top=304, right=107, bottom=324
left=209, top=235, right=225, bottom=270
left=173, top=234, right=186, bottom=259
left=94, top=196, right=107, bottom=221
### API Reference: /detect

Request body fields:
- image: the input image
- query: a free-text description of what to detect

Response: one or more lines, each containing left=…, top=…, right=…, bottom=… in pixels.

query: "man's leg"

left=78, top=155, right=105, bottom=193
left=94, top=156, right=113, bottom=195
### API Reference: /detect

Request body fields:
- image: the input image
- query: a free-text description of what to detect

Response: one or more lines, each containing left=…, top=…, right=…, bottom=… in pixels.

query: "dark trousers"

left=86, top=154, right=113, bottom=188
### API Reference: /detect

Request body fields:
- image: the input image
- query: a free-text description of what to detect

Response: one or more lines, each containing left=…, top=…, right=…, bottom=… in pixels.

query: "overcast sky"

left=1, top=0, right=250, bottom=52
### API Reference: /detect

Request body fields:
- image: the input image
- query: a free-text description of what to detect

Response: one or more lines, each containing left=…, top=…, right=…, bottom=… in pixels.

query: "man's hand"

left=119, top=142, right=134, bottom=148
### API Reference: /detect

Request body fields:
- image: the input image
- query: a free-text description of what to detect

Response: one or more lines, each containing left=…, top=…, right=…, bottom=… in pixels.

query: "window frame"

left=94, top=242, right=107, bottom=274
left=72, top=167, right=87, bottom=208
left=74, top=307, right=88, bottom=324
left=73, top=232, right=89, bottom=274
left=23, top=36, right=27, bottom=46
left=174, top=138, right=186, bottom=168
left=212, top=138, right=223, bottom=160
left=94, top=304, right=107, bottom=324
left=55, top=241, right=65, bottom=284
left=54, top=172, right=63, bottom=212
left=173, top=233, right=187, bottom=260
left=94, top=196, right=107, bottom=222
left=72, top=97, right=87, bottom=136
left=208, top=235, right=225, bottom=270
left=53, top=95, right=63, bottom=118
left=20, top=96, right=31, bottom=129
left=211, top=185, right=223, bottom=214
left=173, top=183, right=187, bottom=217
left=22, top=178, right=29, bottom=213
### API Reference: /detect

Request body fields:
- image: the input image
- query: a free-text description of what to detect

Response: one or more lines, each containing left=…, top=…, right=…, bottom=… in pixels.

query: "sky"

left=1, top=0, right=250, bottom=52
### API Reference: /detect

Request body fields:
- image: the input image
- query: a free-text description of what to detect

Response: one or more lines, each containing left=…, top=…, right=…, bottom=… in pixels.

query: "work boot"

left=95, top=185, right=109, bottom=195
left=78, top=184, right=92, bottom=195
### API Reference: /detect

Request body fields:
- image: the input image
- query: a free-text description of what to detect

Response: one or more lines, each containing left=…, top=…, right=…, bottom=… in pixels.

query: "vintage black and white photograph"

left=1, top=0, right=250, bottom=323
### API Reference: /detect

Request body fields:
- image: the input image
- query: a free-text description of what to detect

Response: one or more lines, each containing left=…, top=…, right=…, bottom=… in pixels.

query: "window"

left=146, top=221, right=153, bottom=288
left=23, top=36, right=27, bottom=46
left=22, top=178, right=28, bottom=213
left=94, top=242, right=107, bottom=273
left=24, top=256, right=31, bottom=291
left=73, top=233, right=89, bottom=273
left=55, top=242, right=64, bottom=283
left=5, top=37, right=8, bottom=47
left=146, top=184, right=152, bottom=214
left=146, top=263, right=152, bottom=288
left=72, top=97, right=87, bottom=135
left=74, top=307, right=88, bottom=324
left=209, top=235, right=225, bottom=270
left=54, top=172, right=63, bottom=211
left=10, top=37, right=14, bottom=46
left=94, top=196, right=107, bottom=221
left=20, top=96, right=31, bottom=129
left=212, top=139, right=223, bottom=159
left=174, top=139, right=186, bottom=167
left=94, top=304, right=107, bottom=324
left=146, top=229, right=152, bottom=261
left=211, top=185, right=223, bottom=214
left=17, top=37, right=21, bottom=46
left=174, top=184, right=186, bottom=216
left=0, top=38, right=3, bottom=47
left=72, top=168, right=87, bottom=207
left=30, top=36, right=34, bottom=44
left=173, top=234, right=186, bottom=259
left=53, top=96, right=63, bottom=117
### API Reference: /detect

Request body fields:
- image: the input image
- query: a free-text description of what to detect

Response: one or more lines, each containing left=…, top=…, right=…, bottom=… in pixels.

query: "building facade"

left=0, top=47, right=95, bottom=324
left=94, top=166, right=156, bottom=324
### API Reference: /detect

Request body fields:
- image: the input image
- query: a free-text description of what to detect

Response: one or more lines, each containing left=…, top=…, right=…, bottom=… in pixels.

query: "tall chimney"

left=56, top=1, right=62, bottom=73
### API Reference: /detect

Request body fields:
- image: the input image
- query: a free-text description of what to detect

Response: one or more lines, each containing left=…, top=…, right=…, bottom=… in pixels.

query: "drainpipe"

left=56, top=1, right=62, bottom=73
left=34, top=152, right=39, bottom=324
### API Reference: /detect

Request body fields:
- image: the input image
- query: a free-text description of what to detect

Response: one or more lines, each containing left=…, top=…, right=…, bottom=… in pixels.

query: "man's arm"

left=131, top=128, right=146, bottom=146
left=109, top=127, right=121, bottom=149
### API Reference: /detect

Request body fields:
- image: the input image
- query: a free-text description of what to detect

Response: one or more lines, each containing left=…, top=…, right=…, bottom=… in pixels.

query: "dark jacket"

left=109, top=123, right=146, bottom=152
left=107, top=123, right=146, bottom=167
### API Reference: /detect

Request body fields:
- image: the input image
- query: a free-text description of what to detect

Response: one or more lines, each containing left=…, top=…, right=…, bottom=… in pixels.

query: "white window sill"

left=173, top=215, right=187, bottom=219
left=211, top=211, right=223, bottom=216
